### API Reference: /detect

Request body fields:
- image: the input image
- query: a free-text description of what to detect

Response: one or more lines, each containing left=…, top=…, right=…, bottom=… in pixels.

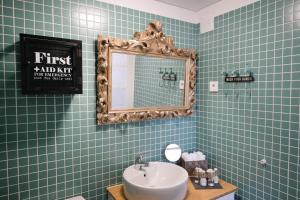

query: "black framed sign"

left=224, top=75, right=255, bottom=82
left=20, top=34, right=82, bottom=94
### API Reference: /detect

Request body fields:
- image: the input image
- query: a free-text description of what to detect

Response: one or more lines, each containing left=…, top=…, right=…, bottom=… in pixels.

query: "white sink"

left=123, top=162, right=188, bottom=200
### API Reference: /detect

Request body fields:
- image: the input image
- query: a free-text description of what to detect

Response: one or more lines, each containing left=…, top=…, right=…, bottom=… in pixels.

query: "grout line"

left=11, top=0, right=21, bottom=199
left=1, top=1, right=9, bottom=200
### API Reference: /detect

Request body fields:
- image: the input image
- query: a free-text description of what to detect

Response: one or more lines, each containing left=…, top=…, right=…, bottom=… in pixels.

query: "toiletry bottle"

left=213, top=168, right=219, bottom=184
left=207, top=169, right=215, bottom=187
left=199, top=169, right=207, bottom=187
left=200, top=176, right=207, bottom=187
left=194, top=167, right=200, bottom=184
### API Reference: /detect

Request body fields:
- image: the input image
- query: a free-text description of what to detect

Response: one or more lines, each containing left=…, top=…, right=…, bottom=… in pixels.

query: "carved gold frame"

left=96, top=21, right=196, bottom=125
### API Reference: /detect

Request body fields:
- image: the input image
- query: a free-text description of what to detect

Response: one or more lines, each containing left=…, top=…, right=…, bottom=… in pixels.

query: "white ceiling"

left=154, top=0, right=223, bottom=12
left=98, top=0, right=258, bottom=32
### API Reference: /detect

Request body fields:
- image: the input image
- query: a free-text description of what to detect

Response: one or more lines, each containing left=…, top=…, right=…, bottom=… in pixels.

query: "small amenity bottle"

left=200, top=177, right=207, bottom=187
left=213, top=168, right=219, bottom=184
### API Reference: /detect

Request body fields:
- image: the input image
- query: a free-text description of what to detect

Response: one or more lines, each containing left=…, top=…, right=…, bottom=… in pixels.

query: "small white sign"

left=179, top=80, right=185, bottom=90
left=209, top=81, right=218, bottom=92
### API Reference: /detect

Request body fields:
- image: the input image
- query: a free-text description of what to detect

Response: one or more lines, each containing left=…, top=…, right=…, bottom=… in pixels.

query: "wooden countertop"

left=107, top=179, right=238, bottom=200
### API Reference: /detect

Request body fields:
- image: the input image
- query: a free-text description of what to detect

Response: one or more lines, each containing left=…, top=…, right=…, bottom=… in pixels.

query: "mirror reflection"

left=111, top=52, right=186, bottom=110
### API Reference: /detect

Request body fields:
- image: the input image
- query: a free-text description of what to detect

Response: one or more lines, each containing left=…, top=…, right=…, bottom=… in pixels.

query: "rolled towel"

left=181, top=152, right=189, bottom=161
left=186, top=154, right=193, bottom=161
left=182, top=152, right=206, bottom=161
left=190, top=153, right=197, bottom=161
left=195, top=154, right=202, bottom=161
left=181, top=152, right=188, bottom=158
left=198, top=155, right=206, bottom=160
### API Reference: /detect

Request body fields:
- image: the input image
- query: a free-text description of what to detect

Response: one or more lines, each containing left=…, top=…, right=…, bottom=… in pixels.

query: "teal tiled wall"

left=2, top=0, right=300, bottom=200
left=198, top=0, right=300, bottom=199
left=0, top=0, right=198, bottom=199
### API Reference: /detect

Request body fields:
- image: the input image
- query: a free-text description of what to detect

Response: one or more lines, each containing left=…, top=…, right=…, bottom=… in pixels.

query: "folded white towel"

left=181, top=152, right=189, bottom=161
left=181, top=152, right=188, bottom=158
left=198, top=155, right=206, bottom=161
left=183, top=156, right=192, bottom=161
left=182, top=152, right=206, bottom=161
left=190, top=153, right=197, bottom=160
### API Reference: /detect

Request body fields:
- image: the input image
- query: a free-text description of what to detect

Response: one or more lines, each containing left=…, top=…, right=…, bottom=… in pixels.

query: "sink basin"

left=123, top=162, right=188, bottom=200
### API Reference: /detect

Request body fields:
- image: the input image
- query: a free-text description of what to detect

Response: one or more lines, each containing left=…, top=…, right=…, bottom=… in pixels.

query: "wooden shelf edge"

left=107, top=180, right=238, bottom=200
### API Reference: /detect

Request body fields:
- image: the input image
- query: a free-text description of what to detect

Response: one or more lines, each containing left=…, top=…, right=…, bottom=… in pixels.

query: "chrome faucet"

left=135, top=153, right=149, bottom=171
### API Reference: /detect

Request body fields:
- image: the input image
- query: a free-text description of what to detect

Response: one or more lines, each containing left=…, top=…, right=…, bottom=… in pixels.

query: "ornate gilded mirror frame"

left=97, top=21, right=196, bottom=125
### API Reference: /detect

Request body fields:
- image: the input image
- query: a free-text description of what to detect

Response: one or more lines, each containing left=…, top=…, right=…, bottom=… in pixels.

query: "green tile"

left=1, top=0, right=299, bottom=200
left=198, top=1, right=300, bottom=200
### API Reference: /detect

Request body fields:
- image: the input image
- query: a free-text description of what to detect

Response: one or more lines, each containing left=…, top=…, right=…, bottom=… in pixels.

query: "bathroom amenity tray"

left=180, top=159, right=208, bottom=175
left=190, top=177, right=223, bottom=190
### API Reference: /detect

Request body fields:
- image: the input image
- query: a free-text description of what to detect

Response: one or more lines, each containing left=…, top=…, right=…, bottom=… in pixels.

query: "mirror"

left=97, top=21, right=196, bottom=125
left=111, top=52, right=186, bottom=110
left=165, top=144, right=182, bottom=162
